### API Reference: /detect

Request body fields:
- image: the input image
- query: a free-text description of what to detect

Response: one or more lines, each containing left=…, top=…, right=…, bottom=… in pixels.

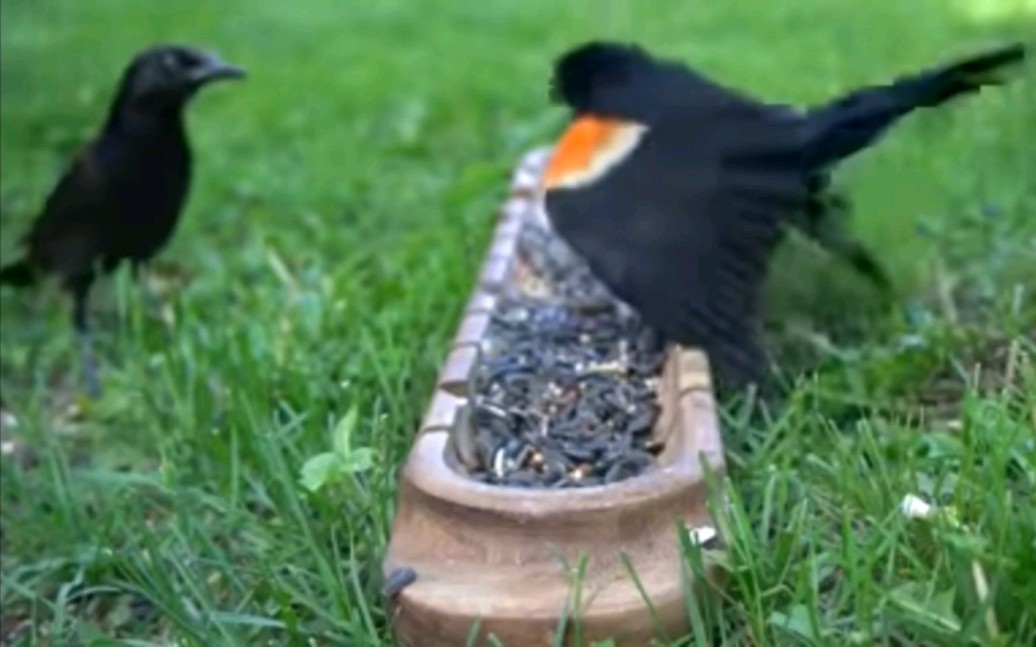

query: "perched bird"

left=540, top=40, right=1026, bottom=394
left=0, top=44, right=245, bottom=398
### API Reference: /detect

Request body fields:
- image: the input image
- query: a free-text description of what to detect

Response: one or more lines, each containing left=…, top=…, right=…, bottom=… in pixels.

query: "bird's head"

left=550, top=41, right=648, bottom=112
left=116, top=44, right=245, bottom=112
left=542, top=41, right=653, bottom=193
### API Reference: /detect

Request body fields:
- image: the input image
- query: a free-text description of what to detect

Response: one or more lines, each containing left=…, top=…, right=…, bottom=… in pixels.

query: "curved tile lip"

left=406, top=423, right=722, bottom=519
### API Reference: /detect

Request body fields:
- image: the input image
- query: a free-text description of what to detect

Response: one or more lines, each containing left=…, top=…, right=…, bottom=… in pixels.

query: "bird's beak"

left=190, top=52, right=247, bottom=84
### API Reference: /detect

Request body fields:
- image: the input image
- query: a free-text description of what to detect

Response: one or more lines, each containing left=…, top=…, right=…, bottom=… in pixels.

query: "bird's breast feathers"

left=541, top=115, right=649, bottom=193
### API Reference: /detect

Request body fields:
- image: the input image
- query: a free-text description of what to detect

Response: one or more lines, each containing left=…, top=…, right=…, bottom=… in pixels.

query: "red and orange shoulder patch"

left=541, top=115, right=648, bottom=192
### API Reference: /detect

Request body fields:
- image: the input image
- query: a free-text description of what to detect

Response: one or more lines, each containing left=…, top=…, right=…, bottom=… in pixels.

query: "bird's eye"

left=162, top=52, right=179, bottom=69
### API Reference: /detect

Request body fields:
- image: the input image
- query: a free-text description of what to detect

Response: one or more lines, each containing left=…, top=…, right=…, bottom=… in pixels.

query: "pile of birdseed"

left=460, top=221, right=669, bottom=488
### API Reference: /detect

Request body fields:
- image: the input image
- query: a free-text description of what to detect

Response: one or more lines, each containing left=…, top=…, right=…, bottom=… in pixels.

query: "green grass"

left=1, top=0, right=1034, bottom=644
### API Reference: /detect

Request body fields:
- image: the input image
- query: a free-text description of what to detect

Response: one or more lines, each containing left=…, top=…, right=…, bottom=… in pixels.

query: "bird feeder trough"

left=382, top=148, right=726, bottom=646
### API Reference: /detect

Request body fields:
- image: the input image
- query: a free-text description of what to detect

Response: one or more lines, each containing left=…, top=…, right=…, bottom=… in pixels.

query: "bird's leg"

left=69, top=277, right=102, bottom=399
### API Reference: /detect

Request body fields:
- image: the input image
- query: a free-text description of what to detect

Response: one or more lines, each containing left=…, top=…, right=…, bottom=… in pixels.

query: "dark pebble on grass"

left=460, top=219, right=668, bottom=488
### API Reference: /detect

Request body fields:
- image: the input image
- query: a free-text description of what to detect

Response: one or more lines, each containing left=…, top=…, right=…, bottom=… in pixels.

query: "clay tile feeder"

left=383, top=148, right=726, bottom=646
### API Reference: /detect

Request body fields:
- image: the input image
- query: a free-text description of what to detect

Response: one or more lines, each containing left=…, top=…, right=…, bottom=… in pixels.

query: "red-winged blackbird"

left=1, top=44, right=245, bottom=397
left=540, top=40, right=1026, bottom=394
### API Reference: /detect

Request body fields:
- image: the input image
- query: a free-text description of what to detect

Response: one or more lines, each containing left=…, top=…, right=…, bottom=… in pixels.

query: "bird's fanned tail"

left=802, top=43, right=1027, bottom=168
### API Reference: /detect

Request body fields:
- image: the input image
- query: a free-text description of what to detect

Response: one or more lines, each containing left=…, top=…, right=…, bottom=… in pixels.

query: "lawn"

left=1, top=0, right=1034, bottom=644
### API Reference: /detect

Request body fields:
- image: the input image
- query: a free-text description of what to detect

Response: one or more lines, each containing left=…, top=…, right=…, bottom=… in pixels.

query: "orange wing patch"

left=542, top=115, right=649, bottom=192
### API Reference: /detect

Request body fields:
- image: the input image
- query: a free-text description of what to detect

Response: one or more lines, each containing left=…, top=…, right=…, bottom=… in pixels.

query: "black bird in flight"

left=0, top=44, right=245, bottom=398
left=540, top=40, right=1026, bottom=394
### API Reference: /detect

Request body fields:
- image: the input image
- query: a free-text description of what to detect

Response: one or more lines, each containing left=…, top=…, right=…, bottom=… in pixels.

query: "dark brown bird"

left=540, top=40, right=1026, bottom=395
left=0, top=44, right=245, bottom=398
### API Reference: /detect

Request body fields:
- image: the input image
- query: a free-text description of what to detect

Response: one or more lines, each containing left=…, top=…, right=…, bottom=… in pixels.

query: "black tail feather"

left=803, top=43, right=1027, bottom=168
left=0, top=259, right=37, bottom=288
